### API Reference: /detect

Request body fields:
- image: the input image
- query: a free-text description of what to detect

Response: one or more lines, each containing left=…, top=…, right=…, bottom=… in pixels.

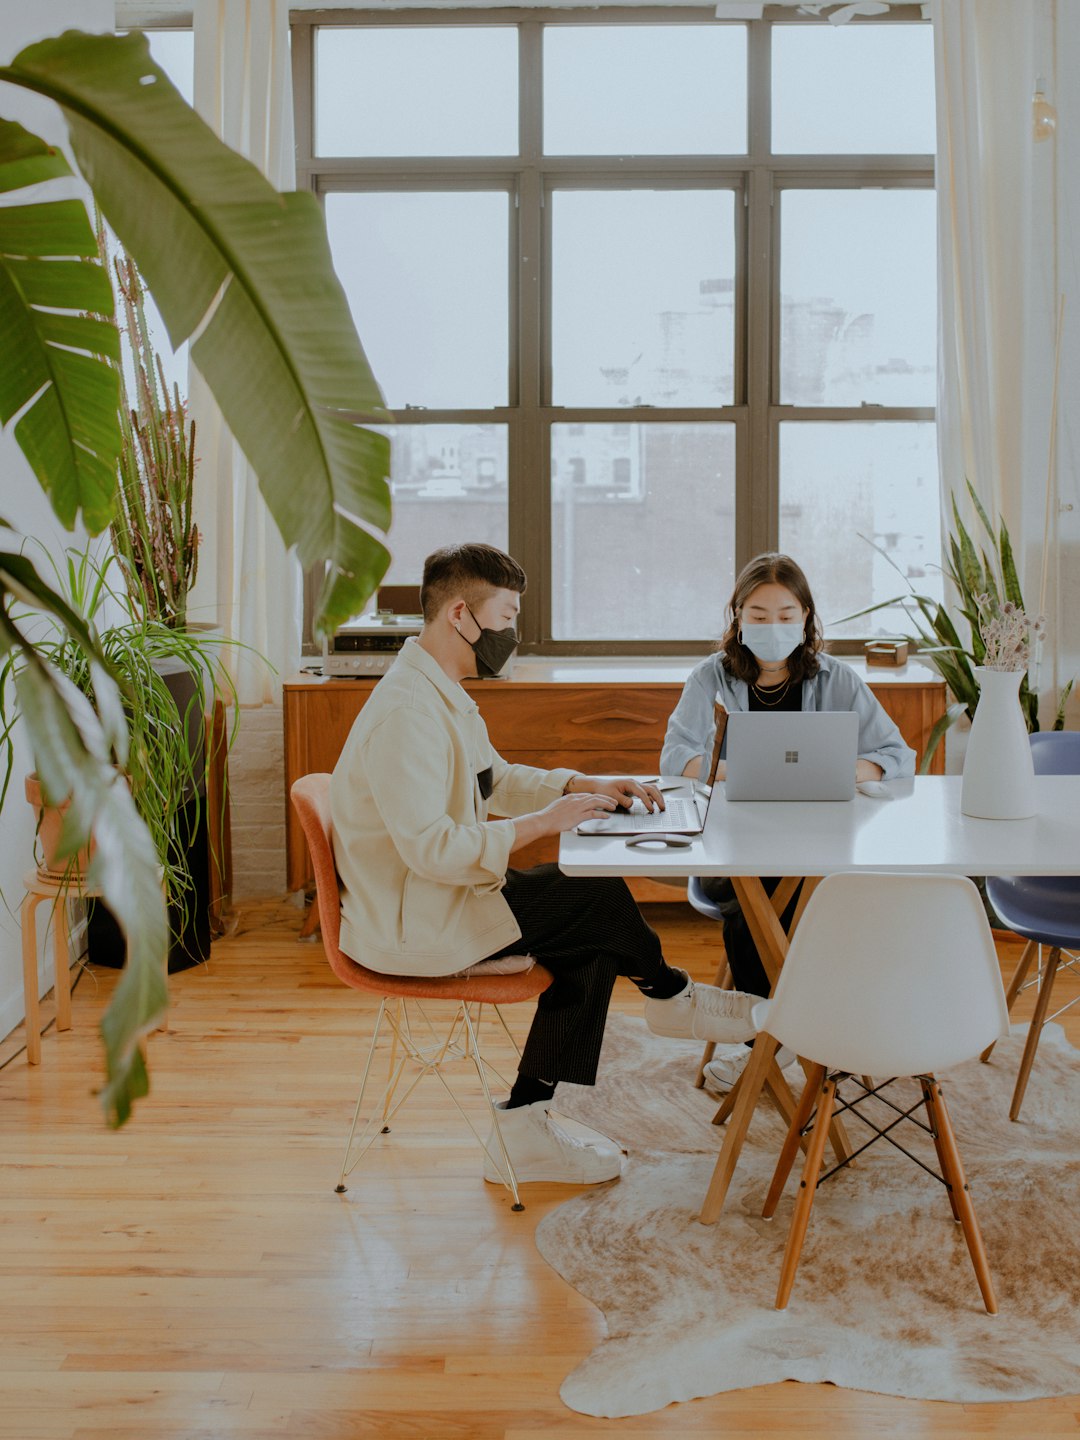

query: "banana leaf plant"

left=0, top=30, right=394, bottom=1125
left=837, top=480, right=1074, bottom=773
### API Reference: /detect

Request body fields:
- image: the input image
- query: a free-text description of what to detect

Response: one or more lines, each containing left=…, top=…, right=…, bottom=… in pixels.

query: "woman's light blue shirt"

left=659, top=651, right=916, bottom=781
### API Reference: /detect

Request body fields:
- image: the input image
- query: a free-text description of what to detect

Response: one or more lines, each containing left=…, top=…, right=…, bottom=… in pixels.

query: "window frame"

left=291, top=5, right=934, bottom=656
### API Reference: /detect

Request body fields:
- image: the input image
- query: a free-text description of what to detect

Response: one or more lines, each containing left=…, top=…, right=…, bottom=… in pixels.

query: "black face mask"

left=457, top=604, right=518, bottom=678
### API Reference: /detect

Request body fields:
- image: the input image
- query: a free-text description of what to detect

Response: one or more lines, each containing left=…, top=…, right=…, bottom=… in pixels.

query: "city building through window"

left=293, top=7, right=937, bottom=651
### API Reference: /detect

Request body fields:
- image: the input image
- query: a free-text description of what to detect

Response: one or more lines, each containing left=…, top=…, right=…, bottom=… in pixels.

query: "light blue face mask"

left=739, top=622, right=805, bottom=665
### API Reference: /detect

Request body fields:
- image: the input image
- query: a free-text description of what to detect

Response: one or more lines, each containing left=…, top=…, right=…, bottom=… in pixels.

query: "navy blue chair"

left=983, top=731, right=1080, bottom=1120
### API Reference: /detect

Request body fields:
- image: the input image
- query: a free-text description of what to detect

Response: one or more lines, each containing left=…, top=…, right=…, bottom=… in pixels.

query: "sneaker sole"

left=483, top=1161, right=622, bottom=1185
left=647, top=1019, right=757, bottom=1044
left=703, top=1050, right=797, bottom=1094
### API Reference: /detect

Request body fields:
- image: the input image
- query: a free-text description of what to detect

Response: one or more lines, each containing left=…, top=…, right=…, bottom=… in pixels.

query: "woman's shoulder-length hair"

left=717, top=552, right=825, bottom=685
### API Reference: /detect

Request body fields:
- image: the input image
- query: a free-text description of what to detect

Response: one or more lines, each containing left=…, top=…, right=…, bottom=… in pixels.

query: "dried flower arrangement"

left=110, top=248, right=199, bottom=628
left=973, top=594, right=1047, bottom=672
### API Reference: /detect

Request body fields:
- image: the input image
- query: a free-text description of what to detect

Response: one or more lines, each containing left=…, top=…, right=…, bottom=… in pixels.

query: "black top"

left=747, top=677, right=804, bottom=713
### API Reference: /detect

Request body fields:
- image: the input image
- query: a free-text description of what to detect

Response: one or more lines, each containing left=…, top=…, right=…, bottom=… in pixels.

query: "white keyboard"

left=627, top=797, right=698, bottom=829
left=579, top=796, right=701, bottom=834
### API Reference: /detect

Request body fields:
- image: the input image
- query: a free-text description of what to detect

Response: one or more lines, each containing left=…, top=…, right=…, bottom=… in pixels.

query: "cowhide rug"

left=536, top=1014, right=1080, bottom=1418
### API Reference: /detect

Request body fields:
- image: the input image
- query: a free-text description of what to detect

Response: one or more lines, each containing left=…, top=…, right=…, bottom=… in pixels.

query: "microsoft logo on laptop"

left=784, top=750, right=799, bottom=763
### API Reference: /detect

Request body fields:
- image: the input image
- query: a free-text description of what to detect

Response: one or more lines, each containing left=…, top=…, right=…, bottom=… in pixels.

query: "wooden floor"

left=2, top=899, right=1078, bottom=1440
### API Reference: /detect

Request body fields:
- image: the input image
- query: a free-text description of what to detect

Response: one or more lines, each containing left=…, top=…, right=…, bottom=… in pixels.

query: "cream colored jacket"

left=330, top=638, right=577, bottom=976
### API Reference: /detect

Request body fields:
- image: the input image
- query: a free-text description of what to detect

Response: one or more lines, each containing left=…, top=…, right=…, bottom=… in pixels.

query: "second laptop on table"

left=724, top=710, right=859, bottom=801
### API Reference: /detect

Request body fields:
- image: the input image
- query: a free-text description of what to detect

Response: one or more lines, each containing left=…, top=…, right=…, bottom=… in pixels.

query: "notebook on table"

left=724, top=710, right=858, bottom=801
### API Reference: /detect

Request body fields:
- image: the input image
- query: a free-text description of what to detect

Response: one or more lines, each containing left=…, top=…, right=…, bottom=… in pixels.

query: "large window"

left=294, top=8, right=937, bottom=652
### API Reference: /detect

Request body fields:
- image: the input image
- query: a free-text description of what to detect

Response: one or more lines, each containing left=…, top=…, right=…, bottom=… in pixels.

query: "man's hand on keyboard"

left=567, top=775, right=665, bottom=813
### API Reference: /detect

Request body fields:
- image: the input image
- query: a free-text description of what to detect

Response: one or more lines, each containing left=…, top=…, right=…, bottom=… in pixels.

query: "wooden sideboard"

left=284, top=656, right=946, bottom=901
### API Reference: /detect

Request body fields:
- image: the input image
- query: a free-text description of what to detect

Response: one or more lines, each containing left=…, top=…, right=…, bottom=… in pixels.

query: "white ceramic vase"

left=960, top=666, right=1035, bottom=819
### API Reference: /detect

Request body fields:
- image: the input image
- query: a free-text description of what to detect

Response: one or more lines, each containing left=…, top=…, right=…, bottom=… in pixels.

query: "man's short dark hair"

left=420, top=543, right=527, bottom=621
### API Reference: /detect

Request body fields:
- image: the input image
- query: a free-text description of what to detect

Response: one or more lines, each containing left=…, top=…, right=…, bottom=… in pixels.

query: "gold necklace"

left=751, top=674, right=793, bottom=706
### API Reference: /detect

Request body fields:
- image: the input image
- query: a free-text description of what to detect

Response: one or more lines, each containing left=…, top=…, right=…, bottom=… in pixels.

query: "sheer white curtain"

left=933, top=0, right=1079, bottom=716
left=188, top=0, right=301, bottom=703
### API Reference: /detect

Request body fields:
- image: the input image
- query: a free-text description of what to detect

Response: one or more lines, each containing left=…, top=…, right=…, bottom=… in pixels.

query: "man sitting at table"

left=330, top=542, right=758, bottom=1188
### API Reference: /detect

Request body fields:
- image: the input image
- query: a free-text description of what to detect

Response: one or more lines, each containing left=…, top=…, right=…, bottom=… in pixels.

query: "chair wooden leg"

left=775, top=1076, right=837, bottom=1309
left=1009, top=946, right=1061, bottom=1121
left=924, top=1078, right=997, bottom=1314
left=981, top=939, right=1037, bottom=1062
left=699, top=1032, right=778, bottom=1224
left=763, top=1063, right=827, bottom=1219
left=824, top=1103, right=853, bottom=1167
left=21, top=892, right=43, bottom=1066
left=694, top=957, right=732, bottom=1088
left=711, top=1062, right=744, bottom=1126
left=919, top=1076, right=960, bottom=1223
left=52, top=895, right=72, bottom=1033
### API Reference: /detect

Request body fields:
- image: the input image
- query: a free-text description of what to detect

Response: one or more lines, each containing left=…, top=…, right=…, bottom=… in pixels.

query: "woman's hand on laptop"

left=856, top=759, right=885, bottom=782
left=569, top=775, right=666, bottom=813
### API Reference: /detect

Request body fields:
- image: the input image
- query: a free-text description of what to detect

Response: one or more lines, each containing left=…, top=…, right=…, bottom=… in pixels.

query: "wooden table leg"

left=699, top=1029, right=778, bottom=1224
left=787, top=876, right=821, bottom=939
left=731, top=876, right=790, bottom=991
left=769, top=875, right=801, bottom=919
left=694, top=956, right=733, bottom=1089
left=728, top=876, right=852, bottom=1167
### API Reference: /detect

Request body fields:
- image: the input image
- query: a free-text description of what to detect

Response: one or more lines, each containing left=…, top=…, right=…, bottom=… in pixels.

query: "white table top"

left=558, top=776, right=1080, bottom=879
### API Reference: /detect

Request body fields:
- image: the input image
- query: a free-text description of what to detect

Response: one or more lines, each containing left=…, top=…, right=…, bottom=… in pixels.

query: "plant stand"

left=21, top=870, right=100, bottom=1065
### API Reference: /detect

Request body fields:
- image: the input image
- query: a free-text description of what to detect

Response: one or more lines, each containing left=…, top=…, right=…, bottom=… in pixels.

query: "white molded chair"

left=754, top=871, right=1009, bottom=1313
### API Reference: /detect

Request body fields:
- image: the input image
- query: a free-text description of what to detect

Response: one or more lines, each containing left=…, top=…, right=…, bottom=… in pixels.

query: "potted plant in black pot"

left=2, top=544, right=237, bottom=973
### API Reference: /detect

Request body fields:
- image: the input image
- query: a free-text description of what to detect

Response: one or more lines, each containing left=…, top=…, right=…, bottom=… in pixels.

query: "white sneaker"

left=702, top=1042, right=797, bottom=1095
left=643, top=974, right=756, bottom=1044
left=482, top=1099, right=623, bottom=1186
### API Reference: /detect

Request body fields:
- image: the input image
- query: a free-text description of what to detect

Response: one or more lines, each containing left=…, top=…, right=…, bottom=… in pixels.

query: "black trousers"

left=697, top=876, right=801, bottom=1000
left=484, top=864, right=667, bottom=1088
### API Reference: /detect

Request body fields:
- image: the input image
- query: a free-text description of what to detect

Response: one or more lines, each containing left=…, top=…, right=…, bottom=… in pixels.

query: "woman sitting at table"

left=659, top=551, right=915, bottom=1094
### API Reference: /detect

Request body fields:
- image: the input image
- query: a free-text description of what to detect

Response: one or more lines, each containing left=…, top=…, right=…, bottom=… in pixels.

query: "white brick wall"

left=228, top=702, right=287, bottom=898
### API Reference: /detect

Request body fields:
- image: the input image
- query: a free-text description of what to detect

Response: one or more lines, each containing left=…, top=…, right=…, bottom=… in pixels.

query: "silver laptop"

left=724, top=711, right=858, bottom=801
left=576, top=781, right=713, bottom=836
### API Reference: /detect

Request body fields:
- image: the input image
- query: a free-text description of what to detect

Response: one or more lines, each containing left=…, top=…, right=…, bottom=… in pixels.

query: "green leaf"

left=0, top=183, right=120, bottom=530
left=997, top=520, right=1025, bottom=609
left=1053, top=678, right=1075, bottom=730
left=949, top=496, right=985, bottom=603
left=2, top=30, right=393, bottom=634
left=827, top=593, right=913, bottom=626
left=0, top=117, right=72, bottom=192
left=917, top=701, right=968, bottom=774
left=0, top=603, right=167, bottom=1127
left=979, top=551, right=1000, bottom=604
left=965, top=479, right=996, bottom=542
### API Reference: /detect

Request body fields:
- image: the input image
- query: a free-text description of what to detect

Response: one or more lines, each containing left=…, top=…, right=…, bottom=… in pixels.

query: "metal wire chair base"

left=810, top=1073, right=951, bottom=1193
left=334, top=998, right=529, bottom=1210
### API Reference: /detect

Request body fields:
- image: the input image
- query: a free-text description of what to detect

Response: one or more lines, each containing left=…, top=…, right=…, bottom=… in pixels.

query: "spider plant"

left=0, top=545, right=238, bottom=930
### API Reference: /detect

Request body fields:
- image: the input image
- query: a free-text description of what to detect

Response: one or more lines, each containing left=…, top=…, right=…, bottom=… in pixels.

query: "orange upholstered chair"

left=290, top=774, right=552, bottom=1210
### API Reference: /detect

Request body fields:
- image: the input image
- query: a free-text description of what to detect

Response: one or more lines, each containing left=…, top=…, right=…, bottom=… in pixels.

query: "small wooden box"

left=865, top=640, right=910, bottom=668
